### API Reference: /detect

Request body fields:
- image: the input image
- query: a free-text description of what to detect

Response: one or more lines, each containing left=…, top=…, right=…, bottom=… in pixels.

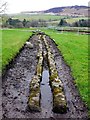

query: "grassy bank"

left=2, top=29, right=32, bottom=70
left=1, top=28, right=89, bottom=115
left=43, top=29, right=89, bottom=110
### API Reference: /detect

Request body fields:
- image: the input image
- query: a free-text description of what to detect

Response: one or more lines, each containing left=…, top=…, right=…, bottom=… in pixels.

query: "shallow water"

left=2, top=34, right=88, bottom=119
left=40, top=70, right=53, bottom=117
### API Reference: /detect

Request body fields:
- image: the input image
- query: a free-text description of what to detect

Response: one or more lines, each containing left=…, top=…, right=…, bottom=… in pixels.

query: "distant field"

left=11, top=14, right=63, bottom=21
left=8, top=14, right=67, bottom=27
left=1, top=14, right=88, bottom=28
left=46, top=20, right=60, bottom=26
left=10, top=14, right=88, bottom=23
left=66, top=17, right=88, bottom=23
left=2, top=29, right=32, bottom=70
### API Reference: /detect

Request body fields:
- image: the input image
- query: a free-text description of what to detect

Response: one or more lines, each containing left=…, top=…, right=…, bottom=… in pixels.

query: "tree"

left=0, top=1, right=7, bottom=13
left=72, top=21, right=79, bottom=27
left=25, top=22, right=31, bottom=28
left=15, top=22, right=24, bottom=28
left=22, top=19, right=27, bottom=27
left=58, top=19, right=67, bottom=26
left=5, top=18, right=24, bottom=28
left=72, top=19, right=90, bottom=27
left=6, top=18, right=12, bottom=25
left=6, top=18, right=21, bottom=26
left=30, top=20, right=39, bottom=27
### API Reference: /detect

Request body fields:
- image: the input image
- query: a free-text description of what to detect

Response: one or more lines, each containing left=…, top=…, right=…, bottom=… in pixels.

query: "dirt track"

left=2, top=33, right=88, bottom=119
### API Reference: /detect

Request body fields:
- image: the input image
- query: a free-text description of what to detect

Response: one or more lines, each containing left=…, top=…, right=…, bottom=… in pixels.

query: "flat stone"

left=26, top=42, right=33, bottom=49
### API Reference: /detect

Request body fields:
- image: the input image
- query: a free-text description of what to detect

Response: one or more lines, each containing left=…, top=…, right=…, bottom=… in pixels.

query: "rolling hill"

left=21, top=5, right=89, bottom=17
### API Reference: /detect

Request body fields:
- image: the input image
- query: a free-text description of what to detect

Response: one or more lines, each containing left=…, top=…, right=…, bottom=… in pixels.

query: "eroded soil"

left=2, top=33, right=88, bottom=119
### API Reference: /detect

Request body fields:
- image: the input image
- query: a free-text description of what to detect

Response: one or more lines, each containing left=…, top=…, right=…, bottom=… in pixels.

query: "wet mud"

left=2, top=33, right=88, bottom=119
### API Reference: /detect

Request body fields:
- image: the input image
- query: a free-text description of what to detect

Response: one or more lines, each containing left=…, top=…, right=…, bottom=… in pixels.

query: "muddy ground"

left=2, top=33, right=88, bottom=119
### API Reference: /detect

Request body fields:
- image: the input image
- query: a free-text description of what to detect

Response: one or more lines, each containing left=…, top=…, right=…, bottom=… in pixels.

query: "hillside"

left=44, top=5, right=89, bottom=16
left=21, top=5, right=89, bottom=17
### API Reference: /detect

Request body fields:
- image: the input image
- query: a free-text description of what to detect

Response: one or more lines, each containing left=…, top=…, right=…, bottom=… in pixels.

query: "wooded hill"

left=21, top=5, right=89, bottom=17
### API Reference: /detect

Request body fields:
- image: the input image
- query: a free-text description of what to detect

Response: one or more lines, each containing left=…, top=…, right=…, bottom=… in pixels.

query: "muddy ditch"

left=2, top=32, right=88, bottom=119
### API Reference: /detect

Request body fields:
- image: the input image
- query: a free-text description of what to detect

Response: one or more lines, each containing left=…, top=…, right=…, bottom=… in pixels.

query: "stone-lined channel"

left=2, top=32, right=88, bottom=119
left=40, top=70, right=53, bottom=117
left=28, top=34, right=67, bottom=114
left=40, top=34, right=53, bottom=117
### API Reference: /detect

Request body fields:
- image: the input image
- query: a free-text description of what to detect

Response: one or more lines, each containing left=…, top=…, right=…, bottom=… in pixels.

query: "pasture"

left=66, top=17, right=88, bottom=23
left=1, top=28, right=89, bottom=115
left=44, top=29, right=88, bottom=105
left=11, top=14, right=63, bottom=21
left=2, top=29, right=32, bottom=70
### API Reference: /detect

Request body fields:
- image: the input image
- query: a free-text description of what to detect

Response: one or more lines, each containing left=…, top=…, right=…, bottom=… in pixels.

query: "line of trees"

left=58, top=19, right=90, bottom=27
left=72, top=19, right=90, bottom=27
left=2, top=18, right=48, bottom=28
left=2, top=17, right=89, bottom=28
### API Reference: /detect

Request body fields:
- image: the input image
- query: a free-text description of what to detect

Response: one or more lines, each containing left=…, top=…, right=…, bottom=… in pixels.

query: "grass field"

left=2, top=29, right=32, bottom=70
left=42, top=29, right=89, bottom=109
left=1, top=28, right=89, bottom=115
left=66, top=17, right=88, bottom=23
left=11, top=14, right=63, bottom=21
left=10, top=14, right=88, bottom=23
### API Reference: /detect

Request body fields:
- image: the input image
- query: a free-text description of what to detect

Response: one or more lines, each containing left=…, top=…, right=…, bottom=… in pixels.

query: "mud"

left=2, top=33, right=88, bottom=119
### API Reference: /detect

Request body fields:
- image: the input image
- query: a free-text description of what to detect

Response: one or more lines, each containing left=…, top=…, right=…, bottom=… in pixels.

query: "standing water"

left=40, top=70, right=53, bottom=118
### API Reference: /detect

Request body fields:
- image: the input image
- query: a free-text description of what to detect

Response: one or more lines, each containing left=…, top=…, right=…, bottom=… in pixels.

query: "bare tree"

left=0, top=1, right=7, bottom=13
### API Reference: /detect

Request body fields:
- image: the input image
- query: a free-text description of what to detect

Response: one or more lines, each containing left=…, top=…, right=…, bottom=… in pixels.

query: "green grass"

left=11, top=14, right=63, bottom=21
left=42, top=29, right=89, bottom=110
left=2, top=29, right=32, bottom=70
left=1, top=28, right=89, bottom=115
left=66, top=17, right=88, bottom=23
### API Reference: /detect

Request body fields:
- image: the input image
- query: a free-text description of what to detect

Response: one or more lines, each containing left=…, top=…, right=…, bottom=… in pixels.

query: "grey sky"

left=4, top=0, right=89, bottom=13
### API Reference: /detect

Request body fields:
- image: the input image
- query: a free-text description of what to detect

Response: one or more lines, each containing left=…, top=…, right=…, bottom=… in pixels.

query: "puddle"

left=40, top=70, right=53, bottom=117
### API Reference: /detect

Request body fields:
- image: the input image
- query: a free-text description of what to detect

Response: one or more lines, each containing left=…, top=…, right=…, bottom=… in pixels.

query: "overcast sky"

left=3, top=0, right=89, bottom=13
